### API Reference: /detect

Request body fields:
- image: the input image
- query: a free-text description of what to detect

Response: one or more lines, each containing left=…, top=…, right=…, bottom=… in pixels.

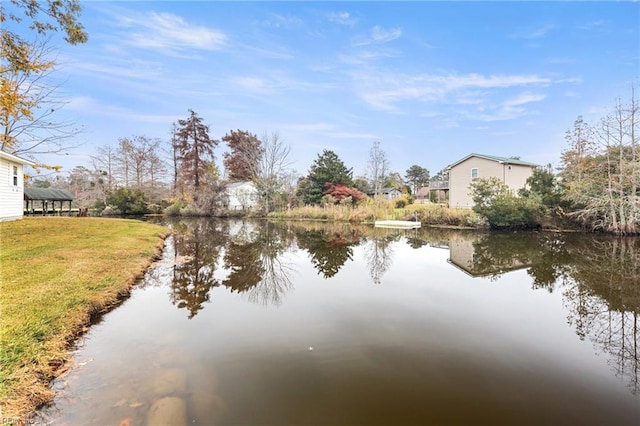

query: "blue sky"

left=16, top=1, right=640, bottom=179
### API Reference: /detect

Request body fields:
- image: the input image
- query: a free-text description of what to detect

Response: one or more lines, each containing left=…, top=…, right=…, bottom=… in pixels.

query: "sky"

left=10, top=1, right=640, bottom=179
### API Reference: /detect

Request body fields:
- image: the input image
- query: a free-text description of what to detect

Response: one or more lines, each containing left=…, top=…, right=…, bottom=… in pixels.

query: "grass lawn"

left=0, top=217, right=167, bottom=420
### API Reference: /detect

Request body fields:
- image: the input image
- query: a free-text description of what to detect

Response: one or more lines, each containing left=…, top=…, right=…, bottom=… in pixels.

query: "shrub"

left=470, top=177, right=542, bottom=229
left=164, top=199, right=185, bottom=216
left=105, top=187, right=149, bottom=215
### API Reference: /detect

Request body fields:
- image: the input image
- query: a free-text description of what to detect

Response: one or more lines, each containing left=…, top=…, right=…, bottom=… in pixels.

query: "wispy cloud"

left=66, top=96, right=178, bottom=123
left=283, top=123, right=335, bottom=132
left=503, top=92, right=547, bottom=107
left=233, top=73, right=338, bottom=97
left=338, top=49, right=399, bottom=65
left=577, top=20, right=607, bottom=31
left=372, top=26, right=402, bottom=43
left=234, top=77, right=276, bottom=95
left=261, top=13, right=303, bottom=29
left=546, top=57, right=574, bottom=64
left=117, top=11, right=227, bottom=54
left=511, top=24, right=555, bottom=39
left=328, top=11, right=357, bottom=27
left=325, top=131, right=378, bottom=140
left=462, top=92, right=546, bottom=123
left=282, top=123, right=377, bottom=140
left=353, top=26, right=402, bottom=46
left=351, top=71, right=567, bottom=121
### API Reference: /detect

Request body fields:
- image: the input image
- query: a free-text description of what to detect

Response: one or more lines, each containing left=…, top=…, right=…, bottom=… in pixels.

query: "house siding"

left=0, top=157, right=26, bottom=221
left=227, top=182, right=258, bottom=210
left=448, top=156, right=535, bottom=209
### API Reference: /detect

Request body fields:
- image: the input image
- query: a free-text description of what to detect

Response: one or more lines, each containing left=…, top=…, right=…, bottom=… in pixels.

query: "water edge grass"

left=268, top=201, right=485, bottom=228
left=0, top=217, right=167, bottom=421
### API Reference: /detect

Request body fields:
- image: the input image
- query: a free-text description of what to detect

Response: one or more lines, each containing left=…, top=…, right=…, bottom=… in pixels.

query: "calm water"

left=34, top=219, right=640, bottom=425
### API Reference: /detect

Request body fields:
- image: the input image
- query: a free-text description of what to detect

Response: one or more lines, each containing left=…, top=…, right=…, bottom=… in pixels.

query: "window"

left=13, top=166, right=18, bottom=186
left=471, top=168, right=478, bottom=179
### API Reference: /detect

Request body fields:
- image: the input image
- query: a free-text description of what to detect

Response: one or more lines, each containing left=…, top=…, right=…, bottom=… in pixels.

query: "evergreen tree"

left=405, top=165, right=430, bottom=194
left=303, top=150, right=353, bottom=205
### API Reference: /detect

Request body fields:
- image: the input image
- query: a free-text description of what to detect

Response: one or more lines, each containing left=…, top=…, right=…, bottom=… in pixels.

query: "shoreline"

left=0, top=217, right=168, bottom=422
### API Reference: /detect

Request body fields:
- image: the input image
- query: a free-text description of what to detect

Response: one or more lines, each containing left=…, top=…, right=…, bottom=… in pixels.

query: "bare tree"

left=246, top=131, right=293, bottom=213
left=170, top=122, right=180, bottom=196
left=91, top=144, right=116, bottom=193
left=1, top=38, right=81, bottom=164
left=366, top=141, right=390, bottom=196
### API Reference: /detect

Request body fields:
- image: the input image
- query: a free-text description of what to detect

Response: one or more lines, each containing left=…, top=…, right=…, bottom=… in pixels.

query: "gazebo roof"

left=24, top=188, right=74, bottom=201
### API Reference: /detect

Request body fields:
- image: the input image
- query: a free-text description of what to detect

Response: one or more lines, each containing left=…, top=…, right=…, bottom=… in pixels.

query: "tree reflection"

left=221, top=221, right=296, bottom=306
left=562, top=236, right=640, bottom=394
left=169, top=219, right=228, bottom=318
left=364, top=229, right=401, bottom=285
left=446, top=230, right=640, bottom=395
left=295, top=226, right=363, bottom=278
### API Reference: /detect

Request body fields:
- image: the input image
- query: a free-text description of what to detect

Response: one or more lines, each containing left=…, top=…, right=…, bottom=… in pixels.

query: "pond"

left=34, top=219, right=640, bottom=425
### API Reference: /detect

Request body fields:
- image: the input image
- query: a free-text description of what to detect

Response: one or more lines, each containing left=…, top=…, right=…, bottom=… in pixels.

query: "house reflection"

left=446, top=232, right=531, bottom=279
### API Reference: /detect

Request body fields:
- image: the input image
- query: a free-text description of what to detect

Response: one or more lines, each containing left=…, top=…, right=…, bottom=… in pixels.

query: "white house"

left=0, top=151, right=35, bottom=221
left=447, top=153, right=537, bottom=209
left=226, top=181, right=258, bottom=210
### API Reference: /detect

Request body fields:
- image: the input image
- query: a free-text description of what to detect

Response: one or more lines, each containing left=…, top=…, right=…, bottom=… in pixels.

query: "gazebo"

left=24, top=188, right=75, bottom=216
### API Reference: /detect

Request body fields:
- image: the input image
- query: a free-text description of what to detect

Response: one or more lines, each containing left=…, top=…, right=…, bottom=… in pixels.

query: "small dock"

left=374, top=220, right=421, bottom=229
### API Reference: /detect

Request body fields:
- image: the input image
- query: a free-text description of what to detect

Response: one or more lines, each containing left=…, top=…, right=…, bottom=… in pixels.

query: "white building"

left=0, top=151, right=35, bottom=221
left=226, top=181, right=259, bottom=210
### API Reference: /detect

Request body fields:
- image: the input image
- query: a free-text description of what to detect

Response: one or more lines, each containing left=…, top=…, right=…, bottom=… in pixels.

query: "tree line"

left=32, top=106, right=439, bottom=216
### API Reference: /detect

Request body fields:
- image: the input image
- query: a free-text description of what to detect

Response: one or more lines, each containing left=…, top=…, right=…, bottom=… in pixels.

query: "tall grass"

left=269, top=200, right=484, bottom=228
left=0, top=217, right=167, bottom=420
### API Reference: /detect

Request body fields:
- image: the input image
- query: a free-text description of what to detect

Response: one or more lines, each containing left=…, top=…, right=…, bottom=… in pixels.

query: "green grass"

left=0, top=217, right=167, bottom=420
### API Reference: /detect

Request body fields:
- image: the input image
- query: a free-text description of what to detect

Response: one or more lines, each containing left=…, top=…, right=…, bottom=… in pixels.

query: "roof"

left=226, top=181, right=255, bottom=189
left=24, top=188, right=74, bottom=201
left=380, top=187, right=400, bottom=193
left=0, top=150, right=36, bottom=166
left=447, top=153, right=538, bottom=169
left=367, top=187, right=401, bottom=195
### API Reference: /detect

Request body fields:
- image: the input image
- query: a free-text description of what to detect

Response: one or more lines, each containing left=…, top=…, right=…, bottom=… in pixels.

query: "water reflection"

left=442, top=230, right=640, bottom=395
left=561, top=237, right=640, bottom=395
left=294, top=223, right=364, bottom=278
left=109, top=218, right=640, bottom=395
left=33, top=220, right=640, bottom=425
left=167, top=220, right=299, bottom=312
left=170, top=220, right=226, bottom=318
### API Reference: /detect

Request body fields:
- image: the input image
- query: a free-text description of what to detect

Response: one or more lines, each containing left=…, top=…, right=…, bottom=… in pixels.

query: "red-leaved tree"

left=323, top=183, right=367, bottom=204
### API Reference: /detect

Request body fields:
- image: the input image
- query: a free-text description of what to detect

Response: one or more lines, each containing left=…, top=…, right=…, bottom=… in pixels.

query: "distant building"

left=414, top=186, right=431, bottom=203
left=369, top=187, right=402, bottom=200
left=0, top=151, right=35, bottom=221
left=226, top=181, right=258, bottom=210
left=447, top=153, right=537, bottom=209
